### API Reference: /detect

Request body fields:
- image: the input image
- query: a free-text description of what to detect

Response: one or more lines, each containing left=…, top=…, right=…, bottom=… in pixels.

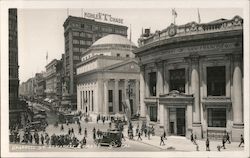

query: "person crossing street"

left=137, top=131, right=142, bottom=141
left=160, top=135, right=165, bottom=146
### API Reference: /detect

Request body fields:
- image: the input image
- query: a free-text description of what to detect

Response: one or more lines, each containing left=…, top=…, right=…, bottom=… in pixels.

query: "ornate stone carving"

left=168, top=23, right=177, bottom=37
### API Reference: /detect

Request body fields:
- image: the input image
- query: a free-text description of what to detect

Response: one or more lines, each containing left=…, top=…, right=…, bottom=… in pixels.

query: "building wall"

left=136, top=16, right=243, bottom=141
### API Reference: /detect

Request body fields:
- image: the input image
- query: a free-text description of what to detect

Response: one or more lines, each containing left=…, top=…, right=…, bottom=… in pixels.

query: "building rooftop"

left=92, top=34, right=136, bottom=47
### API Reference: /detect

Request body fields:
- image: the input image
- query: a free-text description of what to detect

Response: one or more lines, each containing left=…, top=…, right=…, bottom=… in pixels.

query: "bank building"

left=76, top=34, right=140, bottom=119
left=135, top=16, right=243, bottom=141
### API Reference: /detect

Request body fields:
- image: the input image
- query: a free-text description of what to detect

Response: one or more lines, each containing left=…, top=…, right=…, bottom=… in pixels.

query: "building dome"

left=92, top=34, right=136, bottom=47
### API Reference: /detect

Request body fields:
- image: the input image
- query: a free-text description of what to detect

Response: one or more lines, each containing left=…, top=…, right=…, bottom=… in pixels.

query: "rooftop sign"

left=84, top=12, right=124, bottom=24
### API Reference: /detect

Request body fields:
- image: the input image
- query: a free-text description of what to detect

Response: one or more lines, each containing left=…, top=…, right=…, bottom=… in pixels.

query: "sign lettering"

left=84, top=12, right=123, bottom=24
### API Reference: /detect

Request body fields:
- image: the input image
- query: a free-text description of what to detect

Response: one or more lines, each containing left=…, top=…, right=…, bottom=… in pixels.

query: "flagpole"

left=197, top=8, right=201, bottom=23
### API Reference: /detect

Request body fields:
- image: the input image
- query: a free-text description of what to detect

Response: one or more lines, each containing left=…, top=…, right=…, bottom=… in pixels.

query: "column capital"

left=232, top=53, right=242, bottom=62
left=189, top=53, right=200, bottom=64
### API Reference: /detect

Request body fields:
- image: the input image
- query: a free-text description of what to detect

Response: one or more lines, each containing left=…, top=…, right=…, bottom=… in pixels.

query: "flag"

left=172, top=8, right=177, bottom=18
left=197, top=9, right=201, bottom=23
left=46, top=51, right=48, bottom=60
left=129, top=24, right=132, bottom=42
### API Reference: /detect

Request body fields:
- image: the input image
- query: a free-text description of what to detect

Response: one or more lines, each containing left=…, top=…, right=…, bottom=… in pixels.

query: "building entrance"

left=169, top=107, right=186, bottom=136
left=176, top=108, right=186, bottom=136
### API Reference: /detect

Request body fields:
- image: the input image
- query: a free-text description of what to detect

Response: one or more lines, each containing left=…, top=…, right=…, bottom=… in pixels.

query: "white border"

left=1, top=0, right=249, bottom=157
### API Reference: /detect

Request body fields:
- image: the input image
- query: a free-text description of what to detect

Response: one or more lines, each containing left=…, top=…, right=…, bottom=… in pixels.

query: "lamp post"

left=126, top=81, right=134, bottom=115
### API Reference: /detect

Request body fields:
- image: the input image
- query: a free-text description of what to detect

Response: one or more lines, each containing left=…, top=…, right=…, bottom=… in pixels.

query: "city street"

left=10, top=102, right=245, bottom=152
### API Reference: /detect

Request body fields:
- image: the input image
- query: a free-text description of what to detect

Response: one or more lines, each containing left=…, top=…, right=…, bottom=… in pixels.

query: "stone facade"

left=135, top=16, right=243, bottom=141
left=76, top=35, right=140, bottom=119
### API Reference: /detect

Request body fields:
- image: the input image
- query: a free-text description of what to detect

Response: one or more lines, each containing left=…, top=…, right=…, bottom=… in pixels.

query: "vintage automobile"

left=95, top=129, right=122, bottom=147
left=58, top=113, right=78, bottom=124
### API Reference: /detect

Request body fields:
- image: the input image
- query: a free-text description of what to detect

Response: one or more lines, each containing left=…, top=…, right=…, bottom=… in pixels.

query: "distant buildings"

left=63, top=16, right=128, bottom=109
left=135, top=16, right=243, bottom=141
left=76, top=34, right=140, bottom=118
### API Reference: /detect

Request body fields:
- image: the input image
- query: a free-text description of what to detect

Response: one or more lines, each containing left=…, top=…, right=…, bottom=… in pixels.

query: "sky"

left=18, top=8, right=243, bottom=83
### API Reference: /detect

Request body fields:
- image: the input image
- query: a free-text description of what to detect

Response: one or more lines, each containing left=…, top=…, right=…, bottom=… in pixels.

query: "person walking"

left=222, top=137, right=226, bottom=149
left=144, top=127, right=147, bottom=137
left=61, top=124, right=64, bottom=131
left=163, top=130, right=166, bottom=139
left=80, top=137, right=87, bottom=148
left=84, top=128, right=87, bottom=138
left=137, top=132, right=142, bottom=141
left=78, top=126, right=82, bottom=135
left=41, top=134, right=44, bottom=145
left=239, top=134, right=244, bottom=147
left=147, top=130, right=151, bottom=140
left=160, top=135, right=165, bottom=146
left=206, top=138, right=210, bottom=151
left=225, top=132, right=231, bottom=144
left=190, top=132, right=194, bottom=143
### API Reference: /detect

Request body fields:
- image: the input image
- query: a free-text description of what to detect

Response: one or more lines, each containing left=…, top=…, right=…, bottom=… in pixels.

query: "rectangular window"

left=73, top=39, right=79, bottom=44
left=119, top=90, right=122, bottom=112
left=88, top=91, right=90, bottom=111
left=169, top=69, right=185, bottom=93
left=108, top=90, right=113, bottom=112
left=80, top=91, right=82, bottom=109
left=73, top=47, right=79, bottom=52
left=207, top=66, right=226, bottom=96
left=207, top=108, right=226, bottom=127
left=126, top=54, right=130, bottom=58
left=81, top=24, right=84, bottom=28
left=73, top=31, right=79, bottom=36
left=149, top=72, right=156, bottom=96
left=117, top=53, right=120, bottom=57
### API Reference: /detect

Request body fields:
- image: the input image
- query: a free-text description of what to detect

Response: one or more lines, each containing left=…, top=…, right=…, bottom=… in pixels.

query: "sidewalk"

left=123, top=127, right=244, bottom=152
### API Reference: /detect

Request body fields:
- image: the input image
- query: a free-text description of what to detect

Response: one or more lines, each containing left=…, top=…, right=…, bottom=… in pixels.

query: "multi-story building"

left=63, top=15, right=128, bottom=109
left=45, top=59, right=58, bottom=101
left=135, top=16, right=243, bottom=141
left=36, top=72, right=46, bottom=100
left=9, top=9, right=24, bottom=127
left=55, top=54, right=65, bottom=107
left=76, top=34, right=140, bottom=119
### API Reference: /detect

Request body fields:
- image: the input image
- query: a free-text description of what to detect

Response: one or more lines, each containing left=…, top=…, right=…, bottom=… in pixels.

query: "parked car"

left=96, top=130, right=122, bottom=147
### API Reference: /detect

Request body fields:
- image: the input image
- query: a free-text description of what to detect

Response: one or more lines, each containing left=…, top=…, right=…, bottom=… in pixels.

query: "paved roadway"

left=10, top=102, right=162, bottom=152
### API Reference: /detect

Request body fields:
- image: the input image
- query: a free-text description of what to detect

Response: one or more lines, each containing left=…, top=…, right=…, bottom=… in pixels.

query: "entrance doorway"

left=149, top=106, right=158, bottom=122
left=176, top=108, right=186, bottom=136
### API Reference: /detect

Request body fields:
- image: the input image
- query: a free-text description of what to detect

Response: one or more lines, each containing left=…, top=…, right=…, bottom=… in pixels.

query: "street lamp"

left=126, top=81, right=134, bottom=115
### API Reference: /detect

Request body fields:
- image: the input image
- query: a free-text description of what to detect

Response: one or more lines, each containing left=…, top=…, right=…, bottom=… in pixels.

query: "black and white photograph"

left=1, top=0, right=249, bottom=157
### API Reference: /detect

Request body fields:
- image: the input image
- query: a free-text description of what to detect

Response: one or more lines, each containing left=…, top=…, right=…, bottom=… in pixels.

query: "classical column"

left=114, top=79, right=119, bottom=113
left=156, top=61, right=164, bottom=122
left=124, top=79, right=128, bottom=100
left=103, top=79, right=109, bottom=115
left=156, top=61, right=164, bottom=96
left=232, top=54, right=243, bottom=141
left=135, top=79, right=140, bottom=114
left=139, top=65, right=146, bottom=117
left=190, top=54, right=201, bottom=138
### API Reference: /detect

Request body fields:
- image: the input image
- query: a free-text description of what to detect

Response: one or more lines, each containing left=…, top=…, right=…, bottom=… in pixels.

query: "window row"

left=147, top=66, right=226, bottom=97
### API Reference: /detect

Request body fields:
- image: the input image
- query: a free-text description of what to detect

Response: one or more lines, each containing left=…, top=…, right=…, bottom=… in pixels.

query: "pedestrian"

left=84, top=128, right=87, bottom=137
left=109, top=122, right=112, bottom=128
left=71, top=128, right=74, bottom=134
left=102, top=116, right=105, bottom=124
left=41, top=134, right=44, bottom=145
left=160, top=135, right=165, bottom=146
left=163, top=130, right=166, bottom=139
left=239, top=134, right=244, bottom=147
left=222, top=137, right=226, bottom=149
left=93, top=131, right=96, bottom=140
left=191, top=132, right=194, bottom=143
left=144, top=128, right=147, bottom=137
left=206, top=138, right=210, bottom=151
left=137, top=132, right=142, bottom=141
left=147, top=130, right=151, bottom=140
left=225, top=132, right=231, bottom=144
left=93, top=127, right=96, bottom=134
left=80, top=137, right=86, bottom=148
left=68, top=128, right=71, bottom=135
left=136, top=127, right=139, bottom=136
left=61, top=124, right=64, bottom=131
left=121, top=132, right=125, bottom=141
left=79, top=126, right=82, bottom=135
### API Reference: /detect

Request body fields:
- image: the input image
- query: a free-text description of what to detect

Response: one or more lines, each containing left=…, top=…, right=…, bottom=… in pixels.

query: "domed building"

left=135, top=16, right=243, bottom=141
left=76, top=34, right=140, bottom=119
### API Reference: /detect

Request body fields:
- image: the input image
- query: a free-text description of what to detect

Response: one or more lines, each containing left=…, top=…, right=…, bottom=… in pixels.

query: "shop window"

left=207, top=66, right=226, bottom=96
left=207, top=108, right=226, bottom=127
left=149, top=72, right=156, bottom=96
left=169, top=69, right=185, bottom=93
left=108, top=90, right=113, bottom=112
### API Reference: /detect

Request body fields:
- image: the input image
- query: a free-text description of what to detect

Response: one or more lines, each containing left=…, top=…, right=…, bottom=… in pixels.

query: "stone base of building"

left=232, top=123, right=244, bottom=142
left=192, top=122, right=202, bottom=139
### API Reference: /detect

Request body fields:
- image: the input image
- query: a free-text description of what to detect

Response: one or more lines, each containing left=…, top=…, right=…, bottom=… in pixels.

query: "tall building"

left=45, top=59, right=59, bottom=102
left=135, top=16, right=243, bottom=141
left=63, top=15, right=128, bottom=109
left=9, top=9, right=23, bottom=127
left=76, top=34, right=139, bottom=119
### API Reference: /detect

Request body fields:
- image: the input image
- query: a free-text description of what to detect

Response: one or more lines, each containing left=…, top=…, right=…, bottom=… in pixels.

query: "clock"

left=168, top=24, right=177, bottom=37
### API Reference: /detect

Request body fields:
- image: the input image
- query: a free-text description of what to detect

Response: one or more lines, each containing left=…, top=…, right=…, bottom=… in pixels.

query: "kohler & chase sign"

left=84, top=12, right=124, bottom=24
